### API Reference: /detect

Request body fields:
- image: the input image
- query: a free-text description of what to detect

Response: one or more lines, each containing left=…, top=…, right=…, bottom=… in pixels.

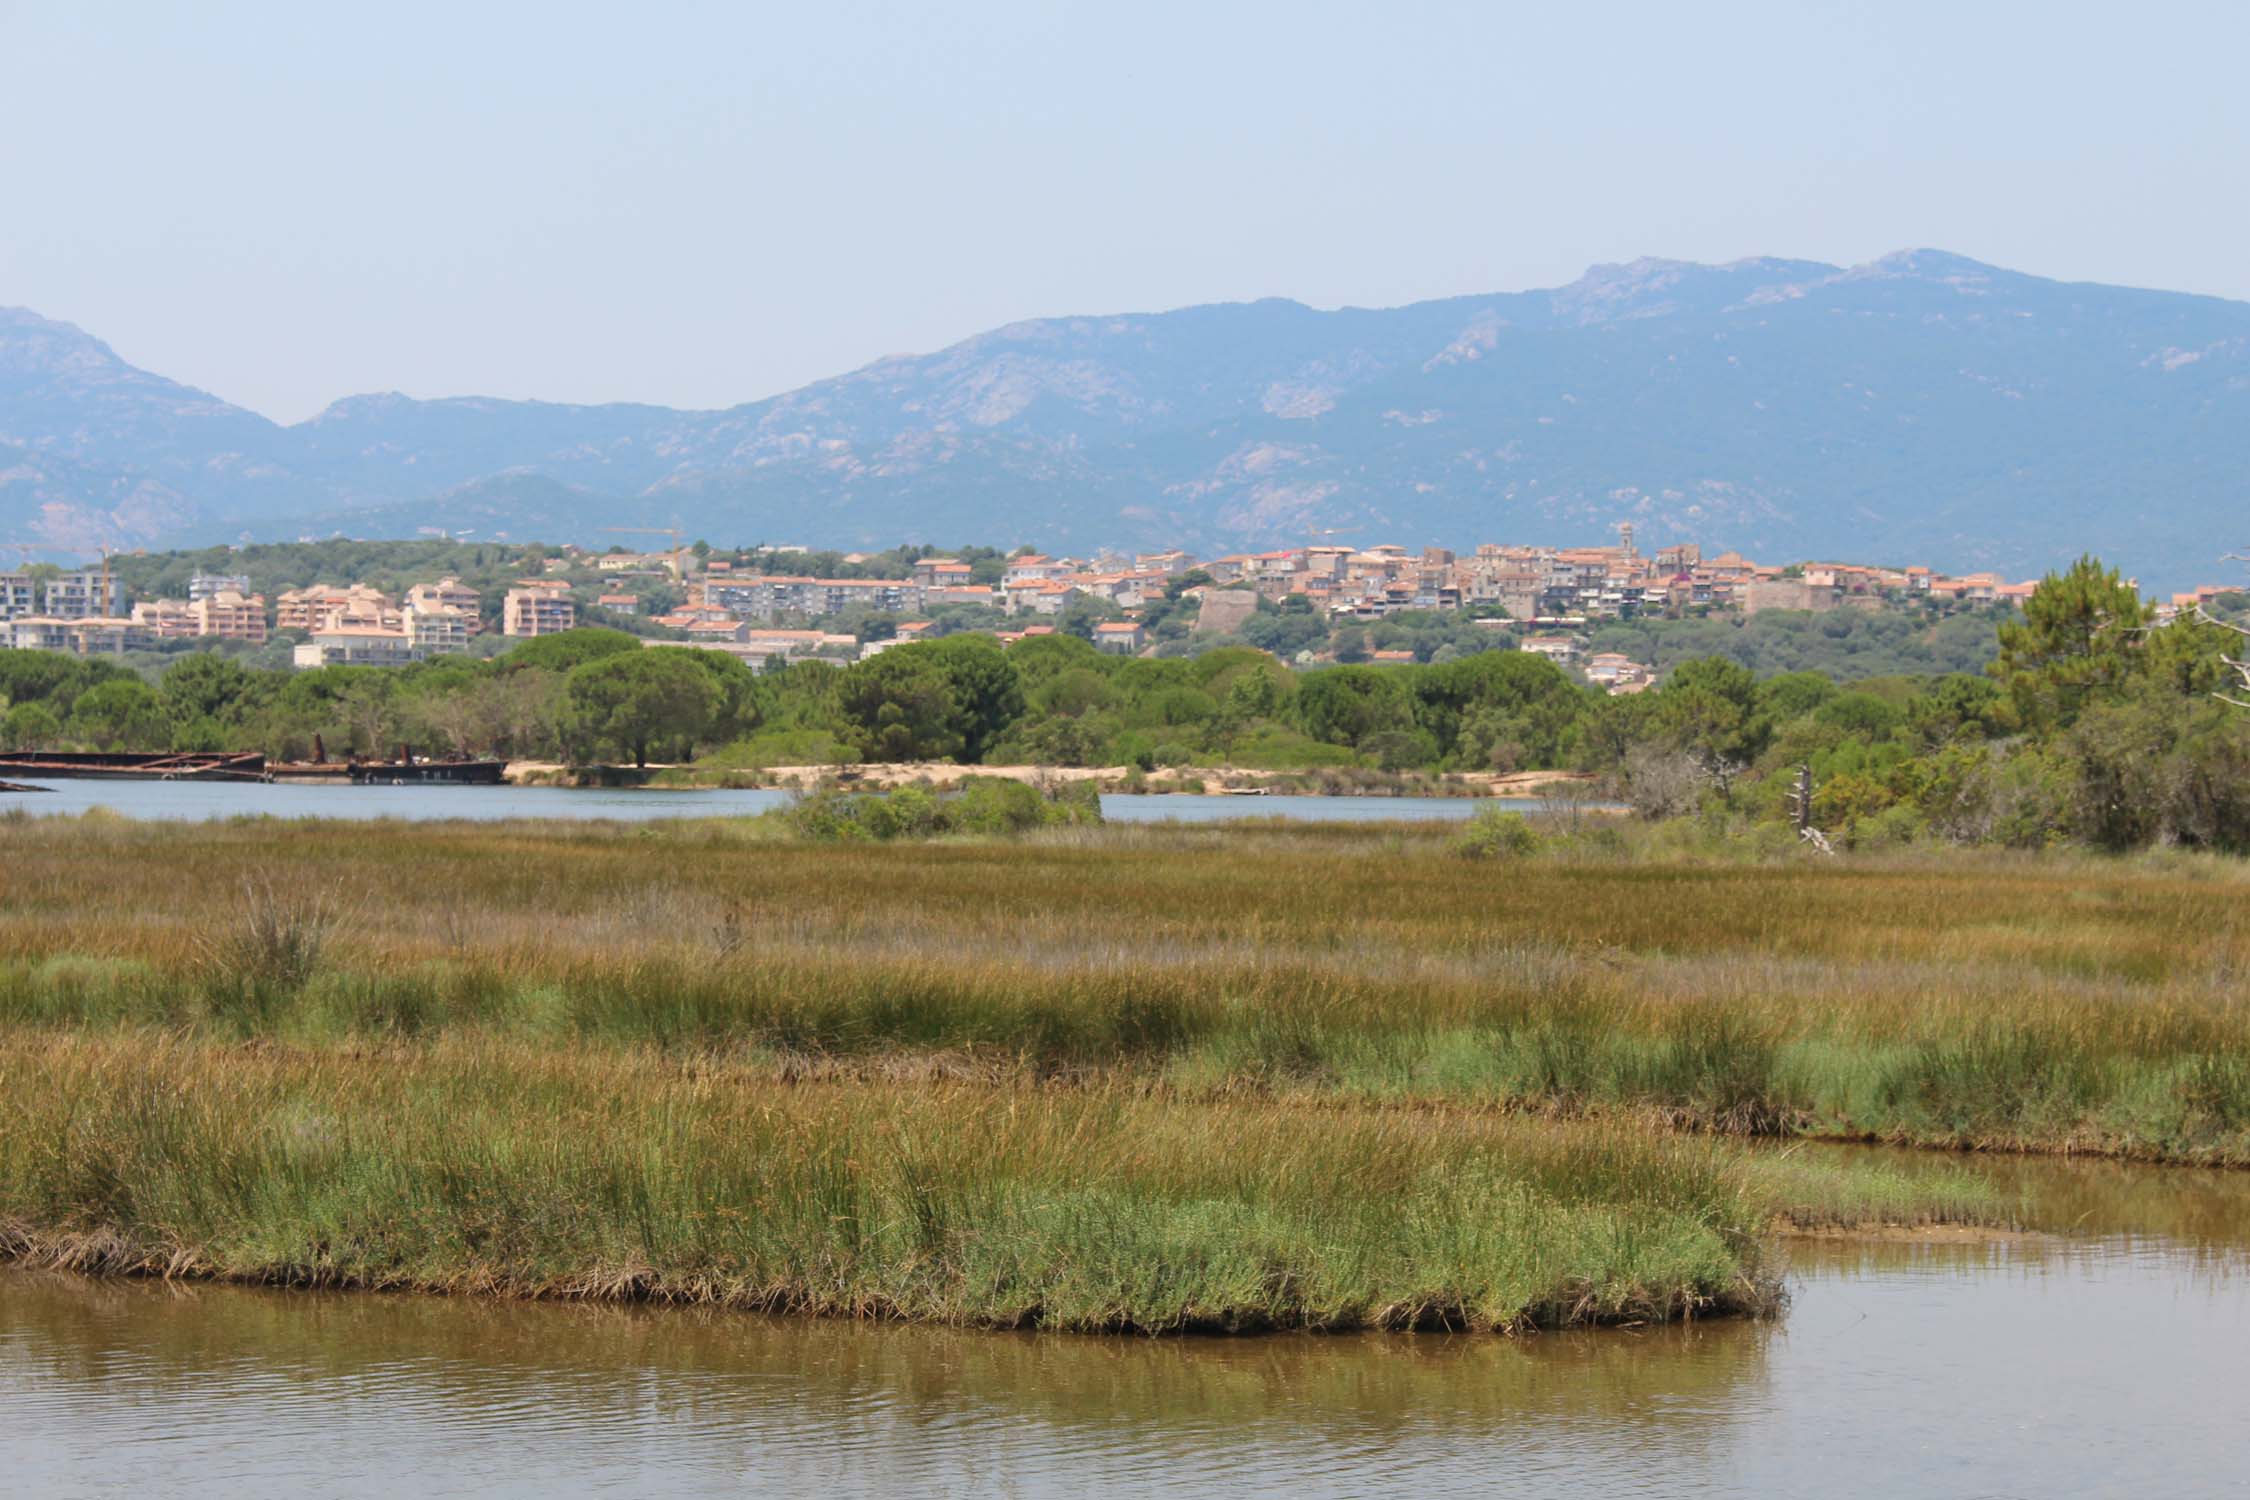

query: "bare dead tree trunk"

left=2196, top=547, right=2250, bottom=709
left=1785, top=761, right=1836, bottom=855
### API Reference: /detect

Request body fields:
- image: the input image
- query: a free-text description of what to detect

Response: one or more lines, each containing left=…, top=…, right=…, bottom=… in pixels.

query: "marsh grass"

left=0, top=1034, right=2006, bottom=1333
left=0, top=814, right=2106, bottom=1330
left=197, top=872, right=346, bottom=990
left=0, top=816, right=2244, bottom=1159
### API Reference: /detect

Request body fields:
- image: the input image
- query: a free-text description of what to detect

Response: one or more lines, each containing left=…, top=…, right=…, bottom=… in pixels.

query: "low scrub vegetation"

left=783, top=779, right=1101, bottom=842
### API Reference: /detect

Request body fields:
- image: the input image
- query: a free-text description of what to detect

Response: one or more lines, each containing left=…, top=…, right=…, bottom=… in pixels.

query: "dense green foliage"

left=0, top=632, right=769, bottom=767
left=1581, top=604, right=2005, bottom=679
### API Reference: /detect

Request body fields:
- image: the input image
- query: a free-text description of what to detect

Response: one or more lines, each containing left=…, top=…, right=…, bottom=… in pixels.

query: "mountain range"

left=5, top=250, right=2247, bottom=587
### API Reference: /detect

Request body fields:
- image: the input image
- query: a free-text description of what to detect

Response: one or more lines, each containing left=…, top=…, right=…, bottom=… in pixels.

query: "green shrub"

left=948, top=778, right=1058, bottom=835
left=784, top=778, right=1101, bottom=842
left=1455, top=808, right=1541, bottom=860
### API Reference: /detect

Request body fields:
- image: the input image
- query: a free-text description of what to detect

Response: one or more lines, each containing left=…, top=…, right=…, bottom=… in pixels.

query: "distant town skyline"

left=4, top=0, right=2247, bottom=422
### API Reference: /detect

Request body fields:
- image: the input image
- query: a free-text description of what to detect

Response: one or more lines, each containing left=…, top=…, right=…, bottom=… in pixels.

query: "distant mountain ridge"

left=5, top=250, right=2248, bottom=587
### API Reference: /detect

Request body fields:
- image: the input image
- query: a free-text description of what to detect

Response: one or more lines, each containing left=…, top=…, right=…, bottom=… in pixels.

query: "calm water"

left=4, top=1153, right=2246, bottom=1499
left=0, top=778, right=1522, bottom=824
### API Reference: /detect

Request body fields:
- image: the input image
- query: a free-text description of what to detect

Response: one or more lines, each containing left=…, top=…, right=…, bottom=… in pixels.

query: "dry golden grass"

left=1, top=815, right=2243, bottom=1160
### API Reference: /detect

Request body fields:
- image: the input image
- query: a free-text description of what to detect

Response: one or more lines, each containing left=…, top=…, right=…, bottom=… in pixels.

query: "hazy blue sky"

left=4, top=0, right=2245, bottom=422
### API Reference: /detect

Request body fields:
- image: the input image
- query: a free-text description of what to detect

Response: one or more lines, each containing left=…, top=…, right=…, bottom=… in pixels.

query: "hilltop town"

left=4, top=531, right=2233, bottom=695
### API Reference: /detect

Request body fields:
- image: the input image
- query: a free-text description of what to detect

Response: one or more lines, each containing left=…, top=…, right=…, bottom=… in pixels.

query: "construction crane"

left=601, top=526, right=688, bottom=581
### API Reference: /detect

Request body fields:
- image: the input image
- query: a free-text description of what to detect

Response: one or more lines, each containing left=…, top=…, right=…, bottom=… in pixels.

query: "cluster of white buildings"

left=0, top=568, right=262, bottom=656
left=0, top=565, right=580, bottom=667
left=1518, top=635, right=1655, bottom=693
left=659, top=551, right=1200, bottom=636
left=660, top=534, right=2056, bottom=637
left=282, top=578, right=574, bottom=668
left=5, top=531, right=2164, bottom=690
left=0, top=567, right=144, bottom=653
left=1199, top=535, right=2045, bottom=624
left=628, top=535, right=2054, bottom=688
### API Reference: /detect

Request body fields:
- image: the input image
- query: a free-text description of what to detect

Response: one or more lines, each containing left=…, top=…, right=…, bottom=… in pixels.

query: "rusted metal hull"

left=268, top=763, right=353, bottom=783
left=346, top=760, right=507, bottom=785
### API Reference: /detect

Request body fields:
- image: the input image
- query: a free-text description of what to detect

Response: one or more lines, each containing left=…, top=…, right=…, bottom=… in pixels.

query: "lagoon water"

left=4, top=1153, right=2247, bottom=1498
left=0, top=778, right=1519, bottom=825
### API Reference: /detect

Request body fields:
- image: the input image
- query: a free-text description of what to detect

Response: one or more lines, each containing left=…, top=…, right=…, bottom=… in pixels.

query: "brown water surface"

left=4, top=1150, right=2247, bottom=1497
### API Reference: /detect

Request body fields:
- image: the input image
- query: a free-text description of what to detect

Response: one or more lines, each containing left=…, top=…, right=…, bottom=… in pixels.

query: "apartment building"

left=681, top=618, right=750, bottom=645
left=503, top=581, right=575, bottom=637
left=1521, top=635, right=1580, bottom=663
left=7, top=617, right=71, bottom=651
left=5, top=611, right=147, bottom=654
left=1003, top=579, right=1083, bottom=616
left=122, top=589, right=269, bottom=643
left=63, top=617, right=153, bottom=654
left=1583, top=652, right=1651, bottom=690
left=1093, top=620, right=1145, bottom=653
left=130, top=599, right=202, bottom=639
left=293, top=626, right=416, bottom=669
left=405, top=577, right=482, bottom=628
left=683, top=627, right=857, bottom=671
left=1134, top=550, right=1197, bottom=577
left=595, top=552, right=675, bottom=574
left=911, top=557, right=976, bottom=589
left=194, top=590, right=269, bottom=642
left=42, top=570, right=125, bottom=619
left=1074, top=571, right=1165, bottom=609
left=188, top=571, right=252, bottom=601
left=920, top=583, right=995, bottom=610
left=1002, top=555, right=1079, bottom=587
left=704, top=575, right=916, bottom=622
left=2, top=572, right=42, bottom=620
left=277, top=584, right=398, bottom=632
left=404, top=604, right=472, bottom=656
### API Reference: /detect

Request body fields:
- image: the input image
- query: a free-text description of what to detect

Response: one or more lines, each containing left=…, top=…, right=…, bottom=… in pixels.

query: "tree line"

left=3, top=556, right=2245, bottom=850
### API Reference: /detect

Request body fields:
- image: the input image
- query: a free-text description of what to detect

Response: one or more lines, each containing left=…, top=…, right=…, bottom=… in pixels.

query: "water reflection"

left=5, top=1154, right=2248, bottom=1497
left=7, top=1230, right=2249, bottom=1497
left=1801, top=1140, right=2250, bottom=1252
left=3, top=1274, right=1773, bottom=1497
